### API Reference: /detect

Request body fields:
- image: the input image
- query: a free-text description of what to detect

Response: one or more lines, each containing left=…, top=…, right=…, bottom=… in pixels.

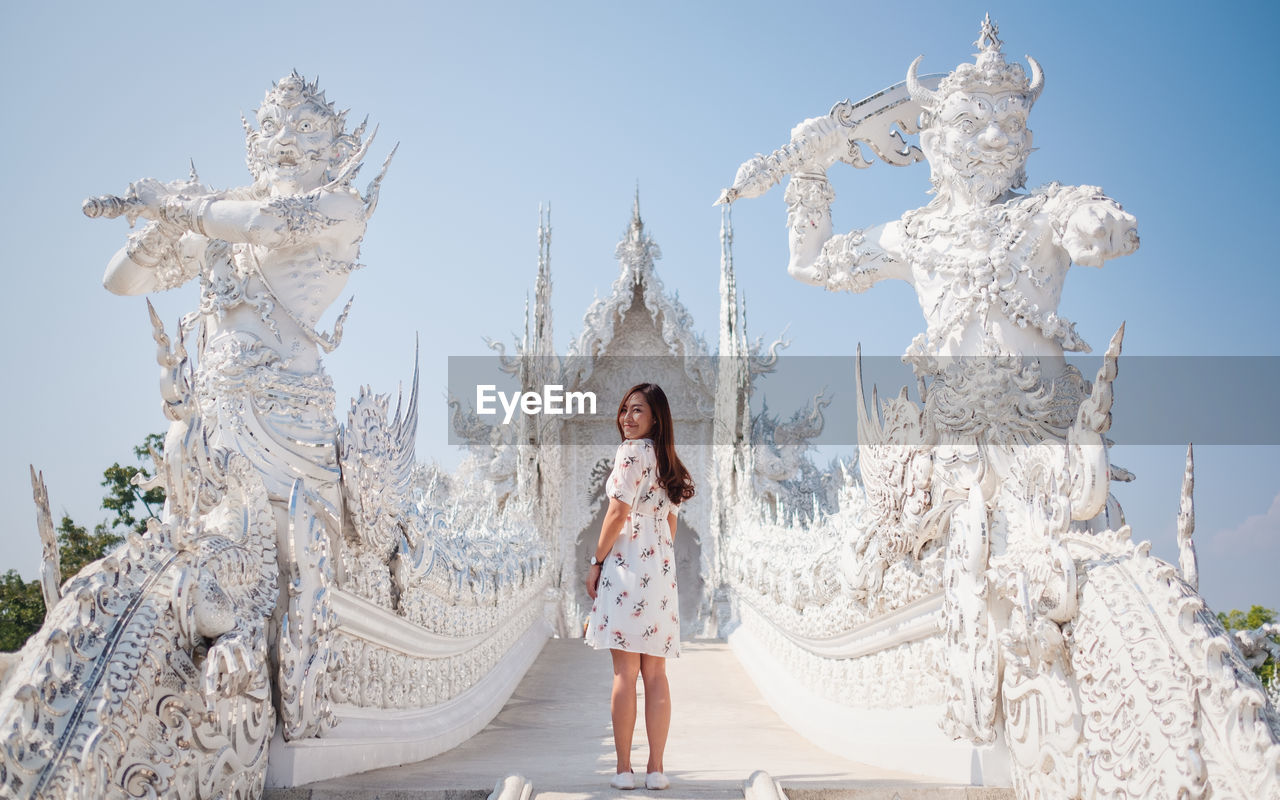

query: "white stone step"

left=267, top=787, right=1011, bottom=800
left=274, top=641, right=1010, bottom=800
left=783, top=789, right=1013, bottom=799
left=266, top=785, right=1012, bottom=800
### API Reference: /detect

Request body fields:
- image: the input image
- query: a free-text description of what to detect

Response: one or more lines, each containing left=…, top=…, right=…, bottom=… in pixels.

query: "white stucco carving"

left=719, top=16, right=1280, bottom=797
left=4, top=28, right=1276, bottom=798
left=2, top=73, right=548, bottom=797
left=462, top=197, right=821, bottom=644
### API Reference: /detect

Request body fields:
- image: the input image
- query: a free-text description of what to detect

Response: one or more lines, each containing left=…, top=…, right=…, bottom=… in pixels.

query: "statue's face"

left=927, top=90, right=1032, bottom=204
left=247, top=100, right=338, bottom=192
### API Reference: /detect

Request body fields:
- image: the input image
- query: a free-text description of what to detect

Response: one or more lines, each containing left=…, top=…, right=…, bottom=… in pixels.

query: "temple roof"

left=562, top=193, right=712, bottom=391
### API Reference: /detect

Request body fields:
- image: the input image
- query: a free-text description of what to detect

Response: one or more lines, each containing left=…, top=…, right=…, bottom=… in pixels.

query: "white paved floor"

left=286, top=639, right=988, bottom=798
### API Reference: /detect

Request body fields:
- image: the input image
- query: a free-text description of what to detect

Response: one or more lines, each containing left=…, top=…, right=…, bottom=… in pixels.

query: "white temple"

left=2, top=19, right=1279, bottom=799
left=456, top=195, right=827, bottom=648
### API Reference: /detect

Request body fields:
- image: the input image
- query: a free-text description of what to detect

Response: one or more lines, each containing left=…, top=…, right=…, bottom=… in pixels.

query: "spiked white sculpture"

left=719, top=17, right=1280, bottom=798
left=0, top=73, right=549, bottom=796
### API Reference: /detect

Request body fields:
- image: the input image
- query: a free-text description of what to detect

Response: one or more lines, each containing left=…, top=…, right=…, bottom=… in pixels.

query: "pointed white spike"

left=1177, top=443, right=1198, bottom=590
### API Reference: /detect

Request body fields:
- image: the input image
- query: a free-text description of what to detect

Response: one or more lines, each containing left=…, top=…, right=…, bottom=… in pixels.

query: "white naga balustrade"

left=3, top=18, right=1280, bottom=800
left=716, top=16, right=1280, bottom=799
left=0, top=72, right=549, bottom=797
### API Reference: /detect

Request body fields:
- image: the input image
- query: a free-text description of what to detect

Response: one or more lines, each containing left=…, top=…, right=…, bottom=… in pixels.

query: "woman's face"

left=619, top=392, right=655, bottom=440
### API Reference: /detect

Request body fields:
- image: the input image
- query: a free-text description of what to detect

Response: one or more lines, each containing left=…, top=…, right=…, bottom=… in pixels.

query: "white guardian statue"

left=721, top=17, right=1279, bottom=798
left=0, top=72, right=548, bottom=797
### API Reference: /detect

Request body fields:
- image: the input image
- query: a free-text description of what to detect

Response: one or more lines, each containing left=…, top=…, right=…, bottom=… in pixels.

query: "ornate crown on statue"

left=241, top=71, right=371, bottom=180
left=259, top=70, right=347, bottom=130
left=907, top=15, right=1044, bottom=123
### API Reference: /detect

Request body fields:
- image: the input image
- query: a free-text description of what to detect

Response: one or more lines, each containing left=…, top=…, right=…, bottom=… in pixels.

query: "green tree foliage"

left=1218, top=605, right=1278, bottom=686
left=0, top=572, right=45, bottom=652
left=0, top=435, right=165, bottom=652
left=101, top=433, right=166, bottom=536
left=54, top=516, right=124, bottom=587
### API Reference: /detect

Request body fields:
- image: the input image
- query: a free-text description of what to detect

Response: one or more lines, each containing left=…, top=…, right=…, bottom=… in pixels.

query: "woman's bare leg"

left=639, top=654, right=671, bottom=773
left=610, top=650, right=642, bottom=773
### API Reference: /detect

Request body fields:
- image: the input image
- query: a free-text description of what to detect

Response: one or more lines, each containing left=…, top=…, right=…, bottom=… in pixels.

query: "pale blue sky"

left=1, top=1, right=1277, bottom=613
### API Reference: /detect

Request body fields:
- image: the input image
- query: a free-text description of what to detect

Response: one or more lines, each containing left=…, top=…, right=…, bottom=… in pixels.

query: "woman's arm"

left=585, top=497, right=631, bottom=600
left=668, top=512, right=677, bottom=540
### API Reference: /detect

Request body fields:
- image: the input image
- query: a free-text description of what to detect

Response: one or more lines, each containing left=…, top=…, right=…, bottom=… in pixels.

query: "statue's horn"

left=1026, top=55, right=1044, bottom=103
left=906, top=56, right=940, bottom=108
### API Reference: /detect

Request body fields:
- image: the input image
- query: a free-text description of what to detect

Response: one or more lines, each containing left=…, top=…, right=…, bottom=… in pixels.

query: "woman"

left=585, top=383, right=695, bottom=790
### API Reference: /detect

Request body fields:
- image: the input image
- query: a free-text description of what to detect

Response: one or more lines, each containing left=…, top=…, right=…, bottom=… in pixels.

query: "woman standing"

left=585, top=383, right=695, bottom=790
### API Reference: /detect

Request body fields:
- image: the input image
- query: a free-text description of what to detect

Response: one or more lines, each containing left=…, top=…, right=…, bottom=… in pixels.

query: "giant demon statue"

left=0, top=72, right=393, bottom=799
left=721, top=17, right=1279, bottom=799
left=2, top=70, right=548, bottom=797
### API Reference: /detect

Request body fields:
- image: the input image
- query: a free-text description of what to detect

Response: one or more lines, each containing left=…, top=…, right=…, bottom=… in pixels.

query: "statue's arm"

left=785, top=173, right=909, bottom=293
left=103, top=223, right=205, bottom=296
left=1048, top=184, right=1139, bottom=268
left=128, top=178, right=365, bottom=251
left=191, top=189, right=365, bottom=249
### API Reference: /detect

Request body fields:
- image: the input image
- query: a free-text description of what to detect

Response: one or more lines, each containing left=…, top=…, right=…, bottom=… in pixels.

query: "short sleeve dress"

left=585, top=438, right=680, bottom=658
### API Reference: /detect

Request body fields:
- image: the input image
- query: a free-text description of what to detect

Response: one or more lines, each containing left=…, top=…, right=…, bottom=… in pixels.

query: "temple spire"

left=614, top=188, right=661, bottom=285
left=534, top=203, right=554, bottom=361
left=521, top=292, right=530, bottom=351
left=718, top=205, right=742, bottom=359
left=631, top=183, right=643, bottom=232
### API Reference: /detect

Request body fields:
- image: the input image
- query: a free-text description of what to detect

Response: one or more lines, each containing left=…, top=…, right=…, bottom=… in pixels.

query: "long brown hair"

left=616, top=383, right=695, bottom=505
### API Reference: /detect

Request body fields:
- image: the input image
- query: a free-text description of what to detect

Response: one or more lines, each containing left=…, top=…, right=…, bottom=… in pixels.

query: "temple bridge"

left=274, top=639, right=1007, bottom=800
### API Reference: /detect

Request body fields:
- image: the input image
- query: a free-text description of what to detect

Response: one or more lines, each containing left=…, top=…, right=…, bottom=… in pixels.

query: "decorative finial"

left=632, top=183, right=642, bottom=227
left=537, top=202, right=552, bottom=275
left=907, top=15, right=1043, bottom=117
left=629, top=183, right=645, bottom=242
left=1177, top=443, right=1198, bottom=590
left=975, top=13, right=1002, bottom=55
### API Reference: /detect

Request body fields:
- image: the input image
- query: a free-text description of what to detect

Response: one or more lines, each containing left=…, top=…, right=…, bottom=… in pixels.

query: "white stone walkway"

left=273, top=639, right=1008, bottom=799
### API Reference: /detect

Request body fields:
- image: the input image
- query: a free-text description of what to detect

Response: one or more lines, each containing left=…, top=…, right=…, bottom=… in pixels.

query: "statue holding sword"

left=719, top=16, right=1141, bottom=761
left=720, top=15, right=1137, bottom=371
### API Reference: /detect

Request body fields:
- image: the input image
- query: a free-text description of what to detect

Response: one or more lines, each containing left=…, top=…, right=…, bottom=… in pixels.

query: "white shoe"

left=610, top=772, right=636, bottom=790
left=645, top=772, right=670, bottom=790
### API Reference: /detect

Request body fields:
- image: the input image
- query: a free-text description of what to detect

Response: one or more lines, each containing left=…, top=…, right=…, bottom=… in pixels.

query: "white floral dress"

left=586, top=438, right=680, bottom=658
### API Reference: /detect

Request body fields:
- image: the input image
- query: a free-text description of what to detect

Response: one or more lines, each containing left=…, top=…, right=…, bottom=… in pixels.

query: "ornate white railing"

left=266, top=392, right=555, bottom=786
left=268, top=579, right=551, bottom=785
left=721, top=433, right=1280, bottom=796
left=721, top=500, right=1010, bottom=783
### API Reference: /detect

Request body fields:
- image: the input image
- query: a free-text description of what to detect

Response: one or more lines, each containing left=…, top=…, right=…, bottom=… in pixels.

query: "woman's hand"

left=586, top=497, right=630, bottom=602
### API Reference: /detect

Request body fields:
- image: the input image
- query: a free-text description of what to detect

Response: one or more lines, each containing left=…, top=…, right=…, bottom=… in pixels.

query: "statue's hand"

left=789, top=115, right=845, bottom=172
left=1062, top=202, right=1139, bottom=267
left=126, top=177, right=212, bottom=220
left=127, top=177, right=173, bottom=220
